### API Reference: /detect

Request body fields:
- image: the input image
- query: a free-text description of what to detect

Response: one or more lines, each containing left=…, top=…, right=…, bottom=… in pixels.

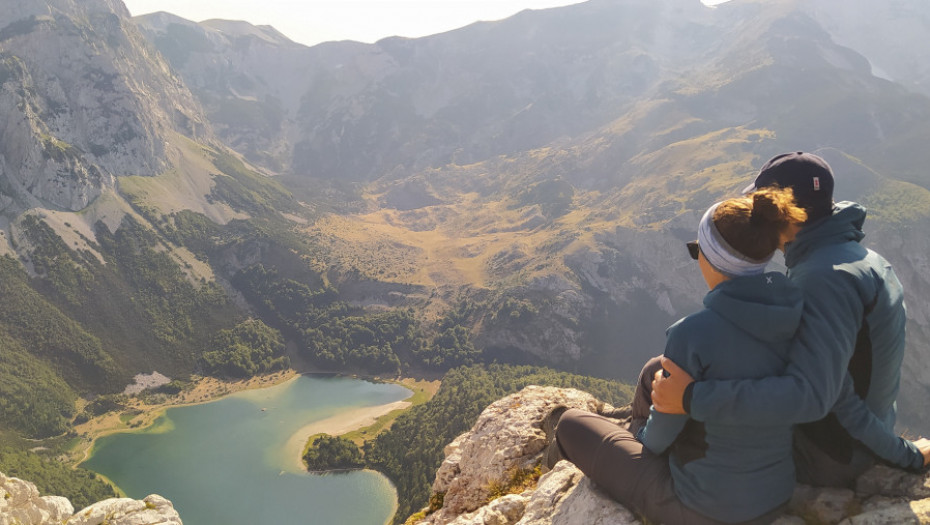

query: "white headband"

left=697, top=203, right=772, bottom=278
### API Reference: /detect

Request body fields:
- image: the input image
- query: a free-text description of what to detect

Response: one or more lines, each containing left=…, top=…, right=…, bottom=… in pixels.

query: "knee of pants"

left=554, top=408, right=587, bottom=441
left=554, top=409, right=588, bottom=459
left=554, top=409, right=621, bottom=470
left=637, top=355, right=664, bottom=386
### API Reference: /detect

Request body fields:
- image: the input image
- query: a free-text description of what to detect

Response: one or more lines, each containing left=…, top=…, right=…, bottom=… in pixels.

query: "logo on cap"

left=813, top=177, right=820, bottom=191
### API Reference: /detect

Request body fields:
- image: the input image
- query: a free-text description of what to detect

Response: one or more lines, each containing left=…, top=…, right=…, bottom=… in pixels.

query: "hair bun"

left=750, top=192, right=777, bottom=227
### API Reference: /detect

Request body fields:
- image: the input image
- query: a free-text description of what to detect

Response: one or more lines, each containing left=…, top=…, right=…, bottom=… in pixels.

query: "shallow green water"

left=81, top=375, right=411, bottom=525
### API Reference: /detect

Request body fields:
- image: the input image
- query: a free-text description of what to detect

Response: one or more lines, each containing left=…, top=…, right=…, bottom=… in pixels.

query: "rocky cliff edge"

left=0, top=472, right=180, bottom=525
left=409, top=385, right=930, bottom=525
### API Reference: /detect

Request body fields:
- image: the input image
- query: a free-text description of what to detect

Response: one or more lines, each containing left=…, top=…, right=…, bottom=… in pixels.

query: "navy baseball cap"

left=743, top=152, right=835, bottom=222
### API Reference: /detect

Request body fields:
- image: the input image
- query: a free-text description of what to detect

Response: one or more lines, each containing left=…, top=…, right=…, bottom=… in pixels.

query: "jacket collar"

left=784, top=201, right=866, bottom=268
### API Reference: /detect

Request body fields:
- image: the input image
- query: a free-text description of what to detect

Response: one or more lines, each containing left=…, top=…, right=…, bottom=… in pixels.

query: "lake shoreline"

left=79, top=374, right=416, bottom=525
left=73, top=370, right=431, bottom=472
left=73, top=369, right=299, bottom=465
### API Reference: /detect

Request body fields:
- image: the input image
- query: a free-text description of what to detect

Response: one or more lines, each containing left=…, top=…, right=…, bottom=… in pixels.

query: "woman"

left=552, top=187, right=807, bottom=524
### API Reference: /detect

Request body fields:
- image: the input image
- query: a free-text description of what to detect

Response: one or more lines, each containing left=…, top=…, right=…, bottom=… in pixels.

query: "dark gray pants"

left=556, top=408, right=727, bottom=524
left=554, top=356, right=785, bottom=524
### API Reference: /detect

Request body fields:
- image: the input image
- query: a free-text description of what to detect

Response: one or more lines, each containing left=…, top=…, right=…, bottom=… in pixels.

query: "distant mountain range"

left=0, top=0, right=928, bottom=442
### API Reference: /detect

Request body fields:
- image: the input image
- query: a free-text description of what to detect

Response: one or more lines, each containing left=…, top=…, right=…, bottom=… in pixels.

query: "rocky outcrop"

left=0, top=471, right=181, bottom=525
left=410, top=386, right=930, bottom=525
left=0, top=0, right=210, bottom=213
left=64, top=495, right=181, bottom=525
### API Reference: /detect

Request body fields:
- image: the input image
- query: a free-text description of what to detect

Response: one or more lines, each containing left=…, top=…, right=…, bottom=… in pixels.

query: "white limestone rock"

left=66, top=495, right=181, bottom=525
left=843, top=497, right=930, bottom=524
left=519, top=462, right=639, bottom=525
left=0, top=472, right=73, bottom=525
left=444, top=494, right=528, bottom=525
left=0, top=471, right=180, bottom=525
left=423, top=386, right=603, bottom=523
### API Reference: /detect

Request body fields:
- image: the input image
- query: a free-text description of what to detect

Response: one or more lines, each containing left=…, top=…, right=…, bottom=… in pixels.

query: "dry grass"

left=117, top=134, right=247, bottom=225
left=303, top=191, right=585, bottom=292
left=302, top=130, right=771, bottom=296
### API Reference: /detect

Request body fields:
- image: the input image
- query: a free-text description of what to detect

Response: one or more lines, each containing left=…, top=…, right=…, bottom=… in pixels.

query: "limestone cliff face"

left=132, top=12, right=320, bottom=173
left=0, top=0, right=209, bottom=213
left=0, top=471, right=181, bottom=525
left=410, top=386, right=930, bottom=525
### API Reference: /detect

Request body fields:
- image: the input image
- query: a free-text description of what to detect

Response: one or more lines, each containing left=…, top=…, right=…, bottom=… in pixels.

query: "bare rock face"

left=0, top=0, right=210, bottom=213
left=425, top=386, right=603, bottom=522
left=0, top=472, right=181, bottom=525
left=0, top=472, right=72, bottom=525
left=64, top=495, right=181, bottom=525
left=410, top=386, right=930, bottom=525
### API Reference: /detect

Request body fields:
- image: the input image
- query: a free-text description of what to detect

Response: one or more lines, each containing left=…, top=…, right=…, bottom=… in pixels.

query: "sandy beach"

left=284, top=399, right=412, bottom=472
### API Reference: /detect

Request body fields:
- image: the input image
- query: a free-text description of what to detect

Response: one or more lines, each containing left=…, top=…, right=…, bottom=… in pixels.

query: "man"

left=652, top=151, right=929, bottom=484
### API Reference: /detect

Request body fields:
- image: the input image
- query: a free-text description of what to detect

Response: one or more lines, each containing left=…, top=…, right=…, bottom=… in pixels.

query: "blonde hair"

left=713, top=188, right=808, bottom=260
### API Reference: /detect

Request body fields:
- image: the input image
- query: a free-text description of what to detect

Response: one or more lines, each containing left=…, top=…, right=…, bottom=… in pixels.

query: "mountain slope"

left=0, top=0, right=311, bottom=443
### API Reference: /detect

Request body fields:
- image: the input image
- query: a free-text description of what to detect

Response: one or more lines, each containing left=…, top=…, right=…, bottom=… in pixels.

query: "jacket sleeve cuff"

left=683, top=381, right=695, bottom=415
left=908, top=442, right=926, bottom=472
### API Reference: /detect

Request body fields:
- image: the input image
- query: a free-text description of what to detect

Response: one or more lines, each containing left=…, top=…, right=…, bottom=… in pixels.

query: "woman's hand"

left=651, top=356, right=694, bottom=414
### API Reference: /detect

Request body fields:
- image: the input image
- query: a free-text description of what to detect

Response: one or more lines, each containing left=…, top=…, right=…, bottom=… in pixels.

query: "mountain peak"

left=200, top=18, right=298, bottom=46
left=1, top=0, right=130, bottom=26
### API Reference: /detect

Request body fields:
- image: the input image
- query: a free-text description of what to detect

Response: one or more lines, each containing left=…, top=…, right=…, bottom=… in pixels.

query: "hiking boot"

left=543, top=435, right=566, bottom=471
left=541, top=405, right=568, bottom=439
left=599, top=403, right=632, bottom=419
left=540, top=405, right=569, bottom=472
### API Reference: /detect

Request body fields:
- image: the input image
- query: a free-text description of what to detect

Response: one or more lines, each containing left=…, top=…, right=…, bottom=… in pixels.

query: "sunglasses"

left=686, top=240, right=700, bottom=261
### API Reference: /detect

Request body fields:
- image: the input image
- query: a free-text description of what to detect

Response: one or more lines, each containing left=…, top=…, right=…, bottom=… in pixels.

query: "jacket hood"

left=703, top=272, right=804, bottom=343
left=785, top=201, right=866, bottom=267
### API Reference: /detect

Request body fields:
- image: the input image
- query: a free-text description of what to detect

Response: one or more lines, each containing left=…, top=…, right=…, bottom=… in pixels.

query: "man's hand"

left=915, top=437, right=930, bottom=467
left=651, top=356, right=694, bottom=415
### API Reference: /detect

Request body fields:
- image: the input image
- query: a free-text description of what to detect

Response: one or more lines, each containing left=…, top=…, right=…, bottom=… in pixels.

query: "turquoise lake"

left=81, top=375, right=412, bottom=525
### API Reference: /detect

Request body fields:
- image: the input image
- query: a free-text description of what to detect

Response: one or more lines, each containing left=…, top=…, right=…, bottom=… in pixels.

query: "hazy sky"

left=122, top=0, right=730, bottom=47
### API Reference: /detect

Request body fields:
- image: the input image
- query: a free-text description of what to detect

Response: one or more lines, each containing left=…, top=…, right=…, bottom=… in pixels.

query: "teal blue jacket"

left=640, top=272, right=803, bottom=523
left=689, top=202, right=922, bottom=470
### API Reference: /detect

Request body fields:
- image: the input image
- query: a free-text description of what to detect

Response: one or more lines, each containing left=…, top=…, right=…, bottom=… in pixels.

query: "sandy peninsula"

left=284, top=399, right=412, bottom=472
